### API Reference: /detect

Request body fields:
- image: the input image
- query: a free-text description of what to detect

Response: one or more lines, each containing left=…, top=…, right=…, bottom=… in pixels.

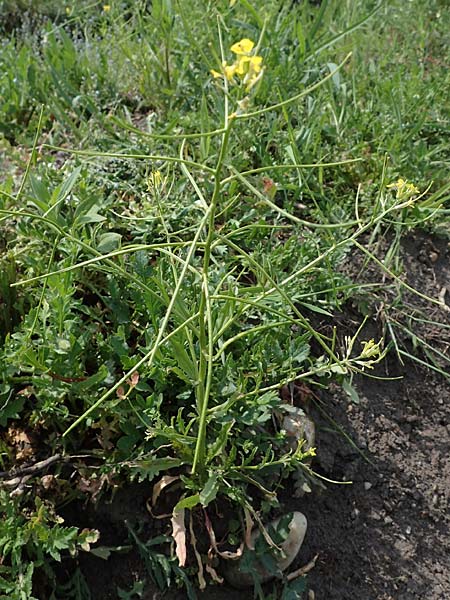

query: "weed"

left=0, top=0, right=448, bottom=597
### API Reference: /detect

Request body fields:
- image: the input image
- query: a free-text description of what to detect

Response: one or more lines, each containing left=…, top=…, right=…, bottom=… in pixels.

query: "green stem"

left=192, top=122, right=233, bottom=477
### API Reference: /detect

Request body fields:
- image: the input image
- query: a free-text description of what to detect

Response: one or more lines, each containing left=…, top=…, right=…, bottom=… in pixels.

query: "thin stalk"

left=219, top=235, right=341, bottom=364
left=213, top=320, right=292, bottom=361
left=17, top=105, right=44, bottom=202
left=109, top=115, right=226, bottom=140
left=236, top=53, right=352, bottom=120
left=192, top=122, right=233, bottom=476
left=41, top=144, right=215, bottom=174
left=220, top=157, right=362, bottom=185
left=192, top=26, right=233, bottom=476
left=232, top=169, right=359, bottom=229
left=11, top=242, right=195, bottom=287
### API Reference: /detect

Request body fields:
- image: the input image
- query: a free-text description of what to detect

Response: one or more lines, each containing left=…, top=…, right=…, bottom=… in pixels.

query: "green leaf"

left=97, top=232, right=122, bottom=253
left=207, top=421, right=234, bottom=462
left=0, top=387, right=25, bottom=427
left=90, top=546, right=112, bottom=560
left=53, top=166, right=81, bottom=204
left=128, top=457, right=184, bottom=482
left=281, top=575, right=307, bottom=599
left=199, top=473, right=219, bottom=507
left=72, top=365, right=109, bottom=392
left=174, top=494, right=200, bottom=512
left=29, top=174, right=51, bottom=210
left=298, top=301, right=333, bottom=317
left=342, top=378, right=360, bottom=404
left=74, top=201, right=106, bottom=225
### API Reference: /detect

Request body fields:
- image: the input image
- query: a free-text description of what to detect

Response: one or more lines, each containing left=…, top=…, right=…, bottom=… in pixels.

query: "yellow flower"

left=235, top=54, right=263, bottom=81
left=210, top=62, right=236, bottom=82
left=230, top=38, right=254, bottom=55
left=360, top=339, right=381, bottom=359
left=249, top=55, right=263, bottom=72
left=147, top=170, right=163, bottom=191
left=243, top=55, right=264, bottom=90
left=103, top=4, right=111, bottom=12
left=210, top=38, right=264, bottom=90
left=387, top=178, right=419, bottom=199
left=234, top=55, right=250, bottom=75
left=223, top=62, right=237, bottom=81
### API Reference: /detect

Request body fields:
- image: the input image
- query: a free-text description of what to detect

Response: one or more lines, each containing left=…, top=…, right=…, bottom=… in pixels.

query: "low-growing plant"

left=3, top=26, right=430, bottom=595
left=0, top=0, right=448, bottom=597
left=0, top=490, right=98, bottom=600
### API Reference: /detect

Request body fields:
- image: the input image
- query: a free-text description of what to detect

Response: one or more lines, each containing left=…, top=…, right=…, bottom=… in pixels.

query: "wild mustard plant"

left=0, top=2, right=448, bottom=596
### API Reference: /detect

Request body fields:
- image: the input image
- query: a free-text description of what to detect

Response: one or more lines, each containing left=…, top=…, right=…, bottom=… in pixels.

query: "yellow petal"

left=235, top=56, right=250, bottom=75
left=210, top=69, right=222, bottom=79
left=230, top=38, right=254, bottom=55
left=248, top=55, right=263, bottom=74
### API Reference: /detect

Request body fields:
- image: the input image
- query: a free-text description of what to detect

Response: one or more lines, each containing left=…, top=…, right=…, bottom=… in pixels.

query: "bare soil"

left=293, top=360, right=450, bottom=600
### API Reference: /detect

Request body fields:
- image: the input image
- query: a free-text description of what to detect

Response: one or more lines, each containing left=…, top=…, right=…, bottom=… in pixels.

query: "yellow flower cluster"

left=360, top=339, right=382, bottom=359
left=147, top=170, right=163, bottom=192
left=211, top=38, right=264, bottom=91
left=387, top=178, right=419, bottom=199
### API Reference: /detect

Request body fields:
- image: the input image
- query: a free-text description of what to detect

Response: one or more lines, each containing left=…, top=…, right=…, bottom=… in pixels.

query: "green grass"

left=0, top=0, right=449, bottom=598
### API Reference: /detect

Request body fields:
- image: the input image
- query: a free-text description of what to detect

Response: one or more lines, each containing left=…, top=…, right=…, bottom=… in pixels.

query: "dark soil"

left=55, top=230, right=450, bottom=600
left=293, top=360, right=450, bottom=600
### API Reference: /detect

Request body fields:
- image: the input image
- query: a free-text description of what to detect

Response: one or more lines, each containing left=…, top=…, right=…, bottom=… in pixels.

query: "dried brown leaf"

left=205, top=563, right=224, bottom=584
left=152, top=475, right=180, bottom=507
left=171, top=508, right=187, bottom=567
left=189, top=513, right=206, bottom=589
left=244, top=506, right=254, bottom=549
left=204, top=509, right=243, bottom=560
left=128, top=371, right=139, bottom=387
left=286, top=553, right=319, bottom=581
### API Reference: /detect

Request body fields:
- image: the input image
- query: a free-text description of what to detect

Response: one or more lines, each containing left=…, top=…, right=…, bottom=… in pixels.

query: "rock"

left=281, top=406, right=316, bottom=498
left=282, top=408, right=316, bottom=497
left=224, top=512, right=307, bottom=588
left=282, top=409, right=316, bottom=452
left=364, top=481, right=372, bottom=491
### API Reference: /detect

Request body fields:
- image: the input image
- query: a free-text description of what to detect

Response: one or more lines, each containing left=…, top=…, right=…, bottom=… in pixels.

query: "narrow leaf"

left=171, top=509, right=187, bottom=567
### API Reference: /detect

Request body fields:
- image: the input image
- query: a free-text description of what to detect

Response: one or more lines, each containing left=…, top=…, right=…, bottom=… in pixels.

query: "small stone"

left=282, top=410, right=315, bottom=452
left=384, top=516, right=393, bottom=525
left=41, top=475, right=56, bottom=490
left=364, top=481, right=372, bottom=491
left=406, top=526, right=412, bottom=535
left=429, top=251, right=439, bottom=263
